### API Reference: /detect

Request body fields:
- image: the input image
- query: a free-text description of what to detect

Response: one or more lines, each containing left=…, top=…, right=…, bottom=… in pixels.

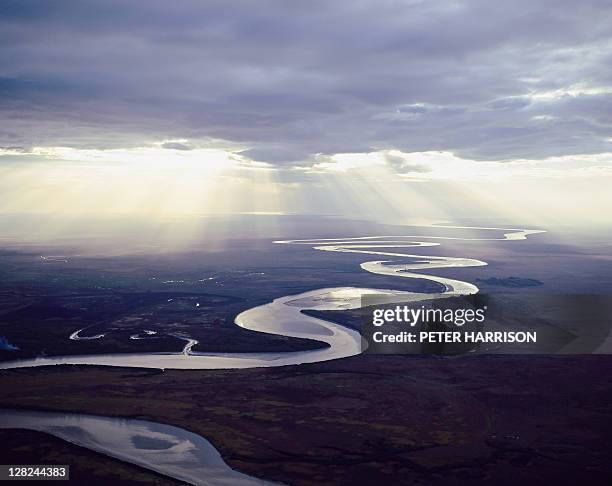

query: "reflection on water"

left=0, top=409, right=275, bottom=486
left=0, top=228, right=545, bottom=370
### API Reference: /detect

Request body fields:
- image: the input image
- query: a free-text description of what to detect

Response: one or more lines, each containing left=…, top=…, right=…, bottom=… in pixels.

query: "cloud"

left=161, top=142, right=193, bottom=151
left=384, top=153, right=432, bottom=174
left=1, top=0, right=611, bottom=164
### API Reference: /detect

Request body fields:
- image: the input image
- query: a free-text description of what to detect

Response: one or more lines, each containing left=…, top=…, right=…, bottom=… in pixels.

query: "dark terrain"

left=1, top=356, right=611, bottom=485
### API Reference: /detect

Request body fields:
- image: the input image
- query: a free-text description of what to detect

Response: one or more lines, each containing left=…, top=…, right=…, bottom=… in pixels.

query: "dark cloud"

left=384, top=153, right=432, bottom=174
left=1, top=0, right=611, bottom=163
left=161, top=142, right=193, bottom=151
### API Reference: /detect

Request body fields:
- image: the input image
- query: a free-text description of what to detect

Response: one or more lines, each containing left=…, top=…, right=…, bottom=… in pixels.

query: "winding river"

left=0, top=408, right=274, bottom=485
left=0, top=226, right=544, bottom=370
left=0, top=225, right=544, bottom=485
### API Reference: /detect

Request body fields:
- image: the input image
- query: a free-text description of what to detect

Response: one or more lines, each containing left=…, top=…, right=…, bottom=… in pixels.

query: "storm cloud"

left=1, top=0, right=611, bottom=164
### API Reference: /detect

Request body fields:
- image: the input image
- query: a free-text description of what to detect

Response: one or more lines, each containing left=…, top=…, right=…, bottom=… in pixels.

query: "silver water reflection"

left=0, top=227, right=545, bottom=371
left=0, top=409, right=275, bottom=486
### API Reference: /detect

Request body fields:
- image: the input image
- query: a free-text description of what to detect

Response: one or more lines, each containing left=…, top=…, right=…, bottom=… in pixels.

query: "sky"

left=1, top=0, right=612, bottom=228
